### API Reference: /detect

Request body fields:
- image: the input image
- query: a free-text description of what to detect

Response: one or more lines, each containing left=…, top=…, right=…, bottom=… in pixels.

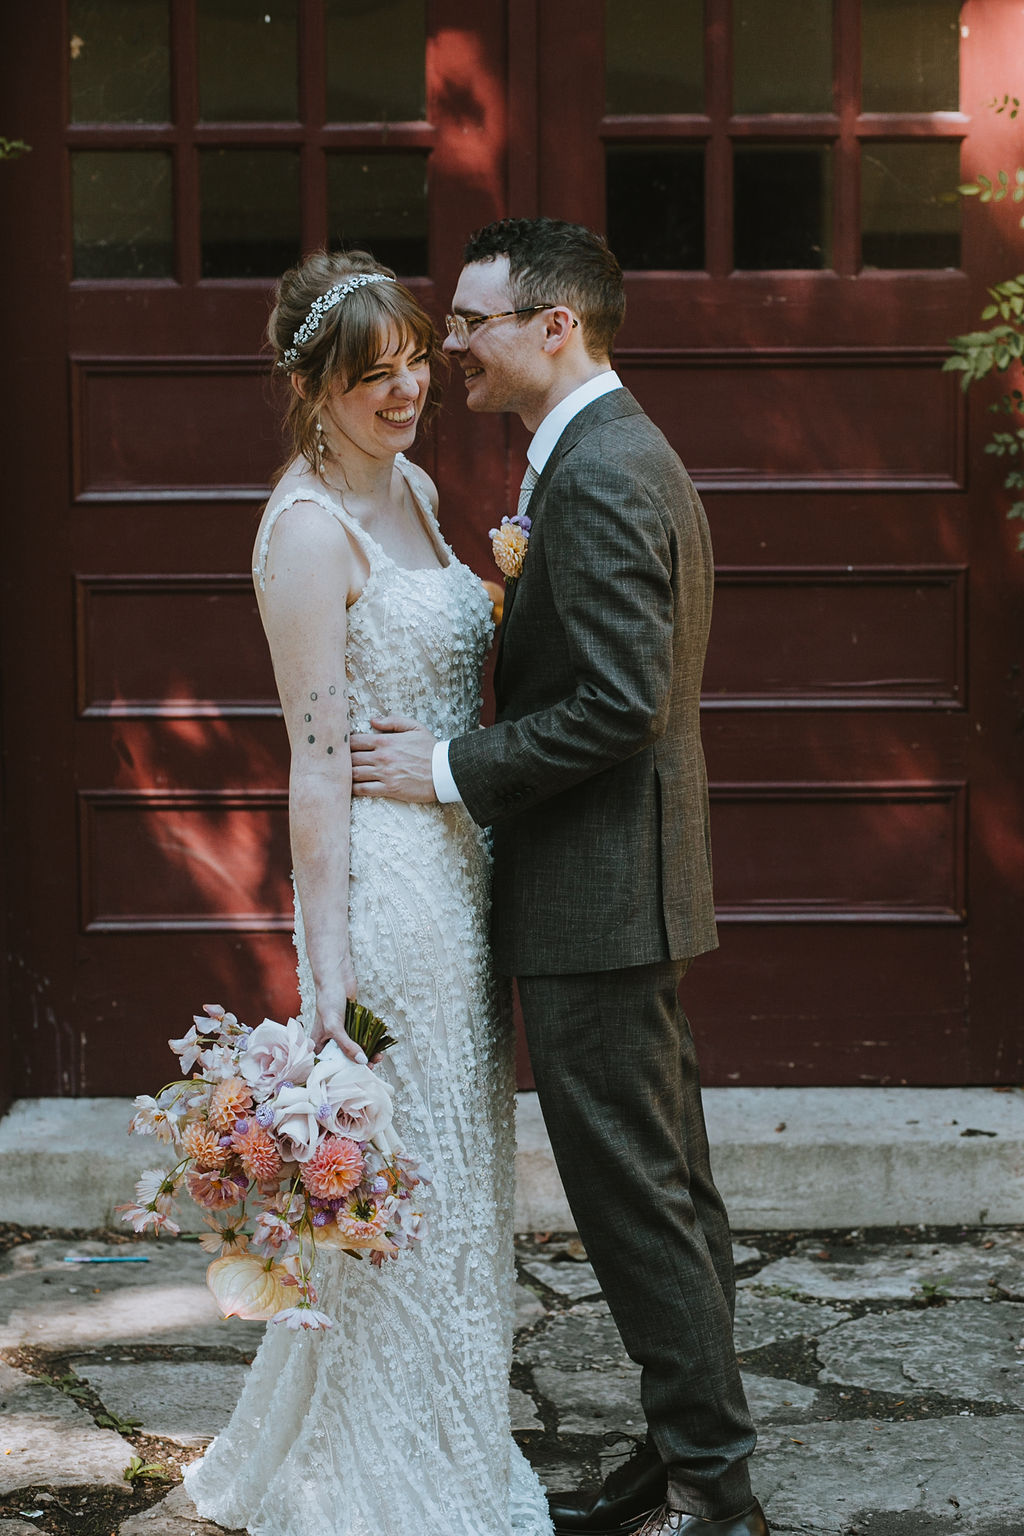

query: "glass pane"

left=326, top=0, right=426, bottom=122
left=862, top=0, right=960, bottom=113
left=605, top=0, right=704, bottom=115
left=69, top=0, right=170, bottom=123
left=734, top=0, right=832, bottom=113
left=606, top=147, right=704, bottom=269
left=734, top=147, right=833, bottom=269
left=72, top=151, right=173, bottom=278
left=327, top=153, right=428, bottom=276
left=200, top=150, right=301, bottom=278
left=860, top=142, right=960, bottom=268
left=197, top=0, right=298, bottom=121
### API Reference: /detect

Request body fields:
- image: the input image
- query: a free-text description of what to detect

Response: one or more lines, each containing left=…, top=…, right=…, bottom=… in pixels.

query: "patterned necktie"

left=517, top=462, right=539, bottom=521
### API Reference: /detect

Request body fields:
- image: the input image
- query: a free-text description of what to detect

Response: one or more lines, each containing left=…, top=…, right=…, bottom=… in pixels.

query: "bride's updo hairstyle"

left=269, top=248, right=443, bottom=479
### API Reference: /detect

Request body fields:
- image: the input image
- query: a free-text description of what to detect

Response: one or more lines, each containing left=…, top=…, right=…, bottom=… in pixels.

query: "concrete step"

left=2, top=1087, right=1022, bottom=1232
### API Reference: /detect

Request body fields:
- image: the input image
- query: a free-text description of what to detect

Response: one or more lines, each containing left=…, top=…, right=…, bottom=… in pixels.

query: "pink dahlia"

left=232, top=1122, right=283, bottom=1184
left=300, top=1135, right=365, bottom=1201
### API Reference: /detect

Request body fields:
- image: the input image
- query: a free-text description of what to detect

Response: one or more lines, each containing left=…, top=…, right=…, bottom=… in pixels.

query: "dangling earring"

left=315, top=415, right=326, bottom=471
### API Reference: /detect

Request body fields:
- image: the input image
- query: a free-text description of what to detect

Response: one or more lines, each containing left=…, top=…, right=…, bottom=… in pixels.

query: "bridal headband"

left=279, top=272, right=395, bottom=369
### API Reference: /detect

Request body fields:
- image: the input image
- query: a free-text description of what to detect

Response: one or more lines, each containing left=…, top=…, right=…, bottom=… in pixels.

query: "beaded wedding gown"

left=184, top=457, right=553, bottom=1536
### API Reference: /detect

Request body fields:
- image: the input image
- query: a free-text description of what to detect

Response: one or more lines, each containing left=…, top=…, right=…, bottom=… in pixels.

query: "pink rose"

left=271, top=1082, right=322, bottom=1163
left=305, top=1042, right=395, bottom=1145
left=239, top=1017, right=316, bottom=1094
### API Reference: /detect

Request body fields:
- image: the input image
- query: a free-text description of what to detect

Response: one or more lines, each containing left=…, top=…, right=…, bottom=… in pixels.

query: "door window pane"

left=734, top=0, right=832, bottom=113
left=606, top=147, right=705, bottom=269
left=862, top=0, right=960, bottom=113
left=197, top=0, right=298, bottom=121
left=326, top=0, right=426, bottom=121
left=69, top=0, right=170, bottom=123
left=72, top=151, right=173, bottom=278
left=327, top=153, right=428, bottom=276
left=860, top=142, right=961, bottom=268
left=604, top=0, right=704, bottom=115
left=734, top=147, right=833, bottom=269
left=200, top=150, right=301, bottom=278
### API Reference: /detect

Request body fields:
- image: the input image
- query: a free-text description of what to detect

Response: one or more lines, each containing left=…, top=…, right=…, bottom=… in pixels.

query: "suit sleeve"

left=449, top=448, right=677, bottom=827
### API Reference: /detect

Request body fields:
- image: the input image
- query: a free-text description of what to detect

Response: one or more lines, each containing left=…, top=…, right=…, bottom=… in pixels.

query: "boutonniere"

left=489, top=512, right=532, bottom=580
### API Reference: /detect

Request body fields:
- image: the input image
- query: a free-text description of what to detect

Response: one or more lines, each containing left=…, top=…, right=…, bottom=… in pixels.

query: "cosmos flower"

left=271, top=1305, right=334, bottom=1331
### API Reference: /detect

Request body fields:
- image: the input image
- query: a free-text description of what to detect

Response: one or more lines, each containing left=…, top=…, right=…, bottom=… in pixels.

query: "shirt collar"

left=527, top=370, right=622, bottom=474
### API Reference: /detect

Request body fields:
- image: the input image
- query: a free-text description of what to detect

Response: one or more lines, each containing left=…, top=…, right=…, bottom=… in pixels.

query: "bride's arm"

left=255, top=501, right=364, bottom=1061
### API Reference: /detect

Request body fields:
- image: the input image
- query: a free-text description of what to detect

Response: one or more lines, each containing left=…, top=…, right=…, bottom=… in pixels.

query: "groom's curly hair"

left=463, top=218, right=625, bottom=361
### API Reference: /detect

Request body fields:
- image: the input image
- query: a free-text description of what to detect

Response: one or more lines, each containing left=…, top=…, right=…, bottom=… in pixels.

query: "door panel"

left=536, top=0, right=1022, bottom=1085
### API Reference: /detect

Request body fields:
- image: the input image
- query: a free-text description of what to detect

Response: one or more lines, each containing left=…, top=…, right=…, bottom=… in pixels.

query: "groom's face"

left=443, top=255, right=549, bottom=417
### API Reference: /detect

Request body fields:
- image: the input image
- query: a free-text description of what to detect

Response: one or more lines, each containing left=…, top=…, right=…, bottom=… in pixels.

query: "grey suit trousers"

left=518, top=961, right=756, bottom=1520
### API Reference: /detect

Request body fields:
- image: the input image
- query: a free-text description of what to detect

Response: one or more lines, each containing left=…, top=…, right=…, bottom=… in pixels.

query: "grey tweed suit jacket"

left=449, top=387, right=718, bottom=976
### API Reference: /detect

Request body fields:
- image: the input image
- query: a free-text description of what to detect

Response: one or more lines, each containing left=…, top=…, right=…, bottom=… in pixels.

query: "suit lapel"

left=493, top=388, right=644, bottom=689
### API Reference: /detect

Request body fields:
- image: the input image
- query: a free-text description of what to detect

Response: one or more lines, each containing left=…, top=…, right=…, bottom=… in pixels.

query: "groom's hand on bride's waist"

left=350, top=715, right=439, bottom=803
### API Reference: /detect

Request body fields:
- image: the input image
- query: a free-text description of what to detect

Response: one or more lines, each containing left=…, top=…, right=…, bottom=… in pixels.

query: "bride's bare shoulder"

left=253, top=469, right=350, bottom=590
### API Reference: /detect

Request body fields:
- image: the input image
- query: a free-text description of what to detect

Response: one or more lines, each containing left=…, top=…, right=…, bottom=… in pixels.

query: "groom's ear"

left=541, top=306, right=580, bottom=355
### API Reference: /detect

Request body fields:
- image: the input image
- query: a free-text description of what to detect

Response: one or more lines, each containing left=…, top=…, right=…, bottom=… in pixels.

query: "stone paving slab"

left=0, top=1362, right=133, bottom=1495
left=519, top=1259, right=603, bottom=1302
left=517, top=1300, right=630, bottom=1373
left=742, top=1374, right=819, bottom=1424
left=734, top=1292, right=851, bottom=1353
left=509, top=1386, right=543, bottom=1432
left=745, top=1233, right=1024, bottom=1303
left=755, top=1415, right=1024, bottom=1535
left=71, top=1361, right=249, bottom=1447
left=118, top=1484, right=243, bottom=1536
left=521, top=1243, right=761, bottom=1303
left=514, top=1283, right=546, bottom=1331
left=0, top=1241, right=264, bottom=1354
left=817, top=1302, right=1024, bottom=1407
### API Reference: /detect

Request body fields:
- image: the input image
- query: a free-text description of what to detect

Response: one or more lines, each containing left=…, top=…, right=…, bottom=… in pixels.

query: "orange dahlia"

left=300, top=1135, right=365, bottom=1201
left=181, top=1121, right=226, bottom=1170
left=208, top=1076, right=254, bottom=1131
left=232, top=1122, right=283, bottom=1184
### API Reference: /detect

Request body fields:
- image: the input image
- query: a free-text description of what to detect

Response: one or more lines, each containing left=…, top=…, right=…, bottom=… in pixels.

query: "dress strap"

left=394, top=453, right=451, bottom=562
left=252, top=486, right=375, bottom=591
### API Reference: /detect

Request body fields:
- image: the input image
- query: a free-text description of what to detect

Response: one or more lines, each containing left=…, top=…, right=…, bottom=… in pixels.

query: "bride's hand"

left=311, top=955, right=369, bottom=1064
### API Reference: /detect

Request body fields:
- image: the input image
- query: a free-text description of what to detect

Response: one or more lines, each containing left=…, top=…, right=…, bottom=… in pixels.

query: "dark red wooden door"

left=1, top=1, right=1021, bottom=1098
left=534, top=0, right=1024, bottom=1085
left=0, top=1, right=510, bottom=1096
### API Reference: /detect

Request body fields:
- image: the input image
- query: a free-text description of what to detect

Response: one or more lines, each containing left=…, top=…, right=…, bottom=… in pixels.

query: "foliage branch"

left=944, top=96, right=1024, bottom=553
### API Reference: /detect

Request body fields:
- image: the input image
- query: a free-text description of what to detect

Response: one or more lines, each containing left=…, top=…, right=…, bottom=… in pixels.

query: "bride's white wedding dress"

left=184, top=457, right=553, bottom=1536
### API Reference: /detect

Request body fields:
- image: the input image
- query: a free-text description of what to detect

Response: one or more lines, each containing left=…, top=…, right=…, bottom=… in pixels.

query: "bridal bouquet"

left=119, top=1002, right=431, bottom=1332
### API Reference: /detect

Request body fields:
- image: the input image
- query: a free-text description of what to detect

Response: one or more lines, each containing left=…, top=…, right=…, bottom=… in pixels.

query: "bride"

left=183, top=249, right=553, bottom=1536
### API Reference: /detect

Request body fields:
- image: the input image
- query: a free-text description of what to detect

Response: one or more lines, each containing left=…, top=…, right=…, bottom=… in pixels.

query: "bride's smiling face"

left=322, top=326, right=430, bottom=461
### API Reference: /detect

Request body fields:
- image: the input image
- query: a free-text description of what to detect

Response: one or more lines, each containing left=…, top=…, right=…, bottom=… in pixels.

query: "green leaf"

left=123, top=1456, right=171, bottom=1485
left=958, top=182, right=981, bottom=197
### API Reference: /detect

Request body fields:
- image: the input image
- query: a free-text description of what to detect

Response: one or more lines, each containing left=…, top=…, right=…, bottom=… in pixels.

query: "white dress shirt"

left=431, top=370, right=623, bottom=804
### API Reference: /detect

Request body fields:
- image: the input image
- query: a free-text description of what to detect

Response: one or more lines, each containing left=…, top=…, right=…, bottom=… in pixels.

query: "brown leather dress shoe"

left=635, top=1500, right=769, bottom=1536
left=548, top=1441, right=667, bottom=1534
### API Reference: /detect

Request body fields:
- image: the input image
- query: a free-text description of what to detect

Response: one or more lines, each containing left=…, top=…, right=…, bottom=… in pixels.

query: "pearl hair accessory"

left=279, top=272, right=395, bottom=369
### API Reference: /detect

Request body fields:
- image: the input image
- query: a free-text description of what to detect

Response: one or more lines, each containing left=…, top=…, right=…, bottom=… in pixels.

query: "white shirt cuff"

left=431, top=739, right=463, bottom=804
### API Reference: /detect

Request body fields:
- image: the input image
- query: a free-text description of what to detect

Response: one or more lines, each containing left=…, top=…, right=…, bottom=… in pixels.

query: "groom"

left=351, top=218, right=767, bottom=1536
